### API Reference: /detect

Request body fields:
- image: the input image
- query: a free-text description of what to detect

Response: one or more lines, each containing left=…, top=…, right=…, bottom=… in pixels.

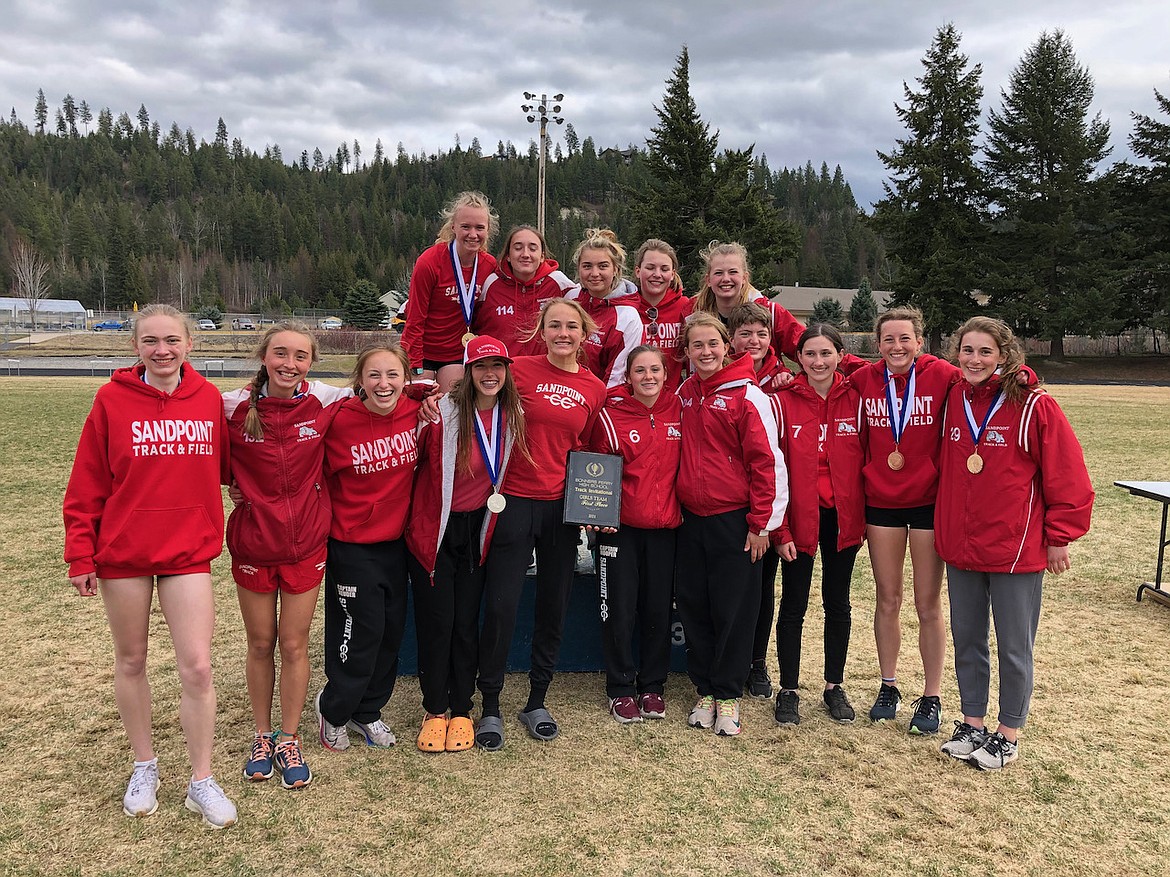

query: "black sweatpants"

left=477, top=496, right=579, bottom=704
left=320, top=537, right=409, bottom=725
left=752, top=550, right=781, bottom=667
left=407, top=507, right=487, bottom=718
left=675, top=507, right=762, bottom=701
left=776, top=506, right=859, bottom=691
left=597, top=524, right=677, bottom=699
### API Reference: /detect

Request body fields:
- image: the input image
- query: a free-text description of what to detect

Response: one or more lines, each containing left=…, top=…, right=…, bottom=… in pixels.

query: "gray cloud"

left=2, top=0, right=1165, bottom=207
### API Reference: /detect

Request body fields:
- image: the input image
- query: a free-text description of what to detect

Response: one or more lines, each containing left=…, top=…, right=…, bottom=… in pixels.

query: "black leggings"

left=776, top=506, right=859, bottom=691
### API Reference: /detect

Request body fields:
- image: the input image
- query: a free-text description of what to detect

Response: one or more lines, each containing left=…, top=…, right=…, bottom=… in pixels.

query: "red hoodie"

left=849, top=354, right=960, bottom=509
left=589, top=387, right=683, bottom=530
left=473, top=258, right=574, bottom=357
left=676, top=354, right=788, bottom=533
left=934, top=377, right=1094, bottom=573
left=223, top=381, right=351, bottom=565
left=774, top=373, right=865, bottom=555
left=564, top=288, right=645, bottom=388
left=746, top=288, right=805, bottom=363
left=63, top=363, right=229, bottom=578
left=403, top=242, right=499, bottom=368
left=405, top=395, right=519, bottom=578
left=751, top=350, right=792, bottom=394
left=620, top=288, right=694, bottom=390
left=323, top=395, right=421, bottom=543
left=501, top=355, right=606, bottom=500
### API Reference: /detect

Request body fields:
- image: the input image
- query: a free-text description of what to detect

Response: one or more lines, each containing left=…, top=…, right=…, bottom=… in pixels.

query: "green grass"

left=0, top=379, right=1167, bottom=876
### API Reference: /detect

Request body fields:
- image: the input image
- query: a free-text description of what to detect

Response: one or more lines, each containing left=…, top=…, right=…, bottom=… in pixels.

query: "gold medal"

left=966, top=452, right=984, bottom=474
left=887, top=450, right=905, bottom=471
left=462, top=332, right=477, bottom=346
left=486, top=492, right=507, bottom=514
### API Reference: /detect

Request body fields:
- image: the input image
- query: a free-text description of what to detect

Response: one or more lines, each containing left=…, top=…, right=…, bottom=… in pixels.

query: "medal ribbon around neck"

left=473, top=401, right=504, bottom=494
left=449, top=241, right=480, bottom=331
left=963, top=386, right=1005, bottom=453
left=883, top=362, right=917, bottom=447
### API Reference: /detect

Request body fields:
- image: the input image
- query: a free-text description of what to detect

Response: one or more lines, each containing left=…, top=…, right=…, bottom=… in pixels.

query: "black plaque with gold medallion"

left=563, top=451, right=623, bottom=528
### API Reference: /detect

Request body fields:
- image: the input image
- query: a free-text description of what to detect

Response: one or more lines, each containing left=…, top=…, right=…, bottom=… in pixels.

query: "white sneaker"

left=347, top=718, right=396, bottom=748
left=316, top=688, right=350, bottom=752
left=184, top=777, right=238, bottom=829
left=940, top=721, right=989, bottom=760
left=714, top=699, right=742, bottom=737
left=122, top=759, right=160, bottom=817
left=687, top=695, right=716, bottom=730
left=967, top=731, right=1019, bottom=771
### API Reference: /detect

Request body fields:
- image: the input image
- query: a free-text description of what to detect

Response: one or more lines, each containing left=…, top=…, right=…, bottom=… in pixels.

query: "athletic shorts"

left=865, top=504, right=935, bottom=530
left=232, top=544, right=328, bottom=595
left=422, top=358, right=462, bottom=372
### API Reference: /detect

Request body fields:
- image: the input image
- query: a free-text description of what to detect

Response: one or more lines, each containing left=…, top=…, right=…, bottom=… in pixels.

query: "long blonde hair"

left=132, top=303, right=196, bottom=341
left=523, top=297, right=598, bottom=364
left=572, top=228, right=627, bottom=291
left=692, top=241, right=752, bottom=315
left=241, top=321, right=319, bottom=440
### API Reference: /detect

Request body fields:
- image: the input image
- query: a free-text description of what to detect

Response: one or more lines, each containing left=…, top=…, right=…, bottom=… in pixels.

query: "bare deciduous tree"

left=10, top=239, right=52, bottom=330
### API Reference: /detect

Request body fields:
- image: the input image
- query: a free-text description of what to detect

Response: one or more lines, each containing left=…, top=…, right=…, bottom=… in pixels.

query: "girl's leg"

left=527, top=502, right=579, bottom=709
left=636, top=527, right=677, bottom=696
left=275, top=585, right=321, bottom=734
left=410, top=549, right=456, bottom=716
left=908, top=529, right=946, bottom=697
left=156, top=573, right=216, bottom=781
left=100, top=576, right=156, bottom=761
left=704, top=510, right=761, bottom=700
left=751, top=550, right=780, bottom=669
left=320, top=541, right=387, bottom=726
left=356, top=540, right=409, bottom=721
left=988, top=571, right=1044, bottom=739
left=598, top=526, right=640, bottom=700
left=675, top=513, right=714, bottom=696
left=449, top=536, right=487, bottom=718
left=820, top=509, right=859, bottom=687
left=945, top=564, right=992, bottom=727
left=776, top=553, right=815, bottom=691
left=867, top=524, right=908, bottom=683
left=236, top=587, right=278, bottom=734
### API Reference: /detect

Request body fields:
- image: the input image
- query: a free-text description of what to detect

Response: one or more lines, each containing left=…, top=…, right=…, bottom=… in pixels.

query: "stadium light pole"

left=521, top=92, right=564, bottom=235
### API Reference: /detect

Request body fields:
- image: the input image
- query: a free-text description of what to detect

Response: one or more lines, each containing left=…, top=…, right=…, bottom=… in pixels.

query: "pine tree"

left=811, top=297, right=846, bottom=328
left=983, top=30, right=1113, bottom=359
left=34, top=89, right=47, bottom=133
left=343, top=279, right=389, bottom=329
left=1114, top=80, right=1170, bottom=351
left=62, top=94, right=78, bottom=137
left=632, top=46, right=797, bottom=284
left=874, top=24, right=986, bottom=350
left=79, top=100, right=92, bottom=135
left=849, top=277, right=878, bottom=331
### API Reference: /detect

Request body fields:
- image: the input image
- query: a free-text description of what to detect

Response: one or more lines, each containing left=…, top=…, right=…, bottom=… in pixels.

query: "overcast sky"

left=3, top=0, right=1166, bottom=210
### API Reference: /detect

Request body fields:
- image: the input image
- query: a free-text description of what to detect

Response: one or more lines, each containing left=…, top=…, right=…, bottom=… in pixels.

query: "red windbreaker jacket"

left=565, top=288, right=645, bottom=388
left=774, top=373, right=866, bottom=555
left=589, top=387, right=683, bottom=530
left=473, top=258, right=574, bottom=357
left=676, top=354, right=788, bottom=533
left=403, top=242, right=498, bottom=368
left=934, top=377, right=1094, bottom=573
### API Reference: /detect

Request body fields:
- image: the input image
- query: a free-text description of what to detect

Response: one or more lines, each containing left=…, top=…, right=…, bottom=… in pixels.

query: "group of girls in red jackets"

left=64, top=195, right=1096, bottom=828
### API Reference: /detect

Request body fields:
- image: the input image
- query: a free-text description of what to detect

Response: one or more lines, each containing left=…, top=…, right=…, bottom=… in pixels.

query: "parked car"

left=197, top=319, right=217, bottom=331
left=235, top=317, right=256, bottom=330
left=318, top=317, right=343, bottom=330
left=92, top=320, right=127, bottom=331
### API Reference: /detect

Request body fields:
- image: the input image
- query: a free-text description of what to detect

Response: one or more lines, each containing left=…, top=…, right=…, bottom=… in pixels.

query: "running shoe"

left=637, top=692, right=666, bottom=720
left=316, top=689, right=350, bottom=752
left=347, top=718, right=397, bottom=748
left=242, top=732, right=275, bottom=781
left=274, top=735, right=312, bottom=789
left=940, top=721, right=988, bottom=760
left=868, top=683, right=901, bottom=722
left=687, top=695, right=716, bottom=730
left=609, top=696, right=642, bottom=724
left=968, top=731, right=1019, bottom=771
left=908, top=695, right=942, bottom=736
left=746, top=666, right=774, bottom=699
left=122, top=759, right=160, bottom=818
left=714, top=698, right=742, bottom=736
left=823, top=686, right=856, bottom=724
left=184, top=777, right=238, bottom=829
left=774, top=690, right=801, bottom=727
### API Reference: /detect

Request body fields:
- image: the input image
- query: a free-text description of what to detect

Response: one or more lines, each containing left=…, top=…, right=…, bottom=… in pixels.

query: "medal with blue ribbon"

left=883, top=362, right=916, bottom=470
left=474, top=402, right=506, bottom=512
left=962, top=387, right=1004, bottom=474
left=449, top=241, right=480, bottom=346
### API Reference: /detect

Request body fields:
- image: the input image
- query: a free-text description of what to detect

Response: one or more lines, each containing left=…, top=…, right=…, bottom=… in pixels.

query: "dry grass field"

left=0, top=378, right=1167, bottom=877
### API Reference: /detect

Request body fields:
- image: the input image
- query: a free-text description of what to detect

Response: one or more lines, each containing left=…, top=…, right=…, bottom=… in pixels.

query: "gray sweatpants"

left=946, top=565, right=1044, bottom=729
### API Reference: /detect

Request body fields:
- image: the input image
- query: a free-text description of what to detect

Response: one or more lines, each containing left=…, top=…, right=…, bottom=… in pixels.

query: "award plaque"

left=563, top=451, right=623, bottom=528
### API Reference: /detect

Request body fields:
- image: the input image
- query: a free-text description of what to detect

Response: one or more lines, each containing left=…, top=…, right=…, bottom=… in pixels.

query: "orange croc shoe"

left=417, top=714, right=448, bottom=752
left=445, top=716, right=475, bottom=752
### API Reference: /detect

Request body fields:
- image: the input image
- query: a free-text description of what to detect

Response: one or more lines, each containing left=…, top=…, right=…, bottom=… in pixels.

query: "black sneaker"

left=746, top=666, right=774, bottom=699
left=774, top=690, right=801, bottom=726
left=868, top=683, right=901, bottom=722
left=823, top=687, right=855, bottom=724
left=908, top=695, right=942, bottom=735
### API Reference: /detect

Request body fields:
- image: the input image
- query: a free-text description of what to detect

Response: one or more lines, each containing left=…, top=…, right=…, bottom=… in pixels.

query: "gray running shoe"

left=122, top=759, right=160, bottom=817
left=184, top=777, right=238, bottom=829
